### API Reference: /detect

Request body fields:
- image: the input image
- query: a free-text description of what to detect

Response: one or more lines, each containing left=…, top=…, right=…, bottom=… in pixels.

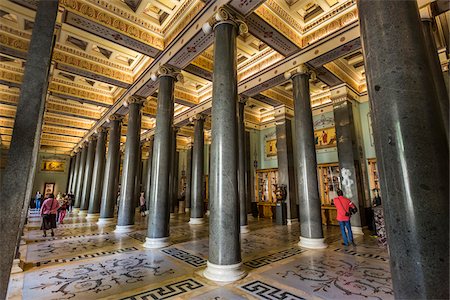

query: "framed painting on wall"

left=41, top=159, right=65, bottom=172
left=44, top=182, right=55, bottom=196
left=265, top=139, right=277, bottom=158
left=314, top=127, right=337, bottom=149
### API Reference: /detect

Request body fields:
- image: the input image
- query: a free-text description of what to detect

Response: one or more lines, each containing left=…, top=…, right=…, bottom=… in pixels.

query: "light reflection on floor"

left=8, top=209, right=393, bottom=300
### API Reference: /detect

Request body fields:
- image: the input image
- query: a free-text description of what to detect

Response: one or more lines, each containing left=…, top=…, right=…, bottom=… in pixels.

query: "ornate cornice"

left=46, top=101, right=102, bottom=119
left=239, top=94, right=249, bottom=104
left=0, top=24, right=31, bottom=39
left=48, top=82, right=113, bottom=105
left=0, top=31, right=29, bottom=52
left=164, top=0, right=203, bottom=42
left=60, top=0, right=164, bottom=49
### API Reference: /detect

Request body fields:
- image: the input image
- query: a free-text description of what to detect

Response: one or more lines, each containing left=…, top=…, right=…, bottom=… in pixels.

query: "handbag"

left=337, top=196, right=353, bottom=217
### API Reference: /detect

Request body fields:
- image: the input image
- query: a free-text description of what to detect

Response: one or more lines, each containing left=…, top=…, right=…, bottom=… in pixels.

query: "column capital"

left=96, top=127, right=107, bottom=134
left=87, top=135, right=96, bottom=142
left=108, top=114, right=124, bottom=122
left=284, top=64, right=314, bottom=80
left=202, top=6, right=248, bottom=36
left=330, top=84, right=357, bottom=106
left=151, top=65, right=183, bottom=83
left=274, top=104, right=294, bottom=124
left=126, top=95, right=147, bottom=106
left=238, top=95, right=249, bottom=105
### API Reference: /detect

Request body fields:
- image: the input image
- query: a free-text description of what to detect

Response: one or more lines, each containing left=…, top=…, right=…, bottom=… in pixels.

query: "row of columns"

left=3, top=1, right=448, bottom=299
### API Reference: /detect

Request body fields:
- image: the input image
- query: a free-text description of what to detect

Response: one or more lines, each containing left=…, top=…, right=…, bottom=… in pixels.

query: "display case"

left=318, top=163, right=341, bottom=225
left=255, top=168, right=278, bottom=218
left=367, top=158, right=380, bottom=196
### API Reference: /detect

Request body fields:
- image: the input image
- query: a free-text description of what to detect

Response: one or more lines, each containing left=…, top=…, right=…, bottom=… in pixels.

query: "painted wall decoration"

left=314, top=127, right=336, bottom=149
left=265, top=139, right=277, bottom=158
left=44, top=182, right=55, bottom=195
left=41, top=160, right=66, bottom=172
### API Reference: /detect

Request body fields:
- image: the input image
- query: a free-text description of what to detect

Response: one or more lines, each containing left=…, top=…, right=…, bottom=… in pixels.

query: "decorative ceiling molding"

left=229, top=0, right=267, bottom=16
left=48, top=82, right=113, bottom=107
left=42, top=124, right=87, bottom=137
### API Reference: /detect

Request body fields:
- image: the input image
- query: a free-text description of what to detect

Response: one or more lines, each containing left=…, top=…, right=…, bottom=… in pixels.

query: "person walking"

left=59, top=197, right=68, bottom=224
left=35, top=191, right=42, bottom=209
left=333, top=189, right=357, bottom=246
left=40, top=194, right=60, bottom=237
left=139, top=192, right=147, bottom=217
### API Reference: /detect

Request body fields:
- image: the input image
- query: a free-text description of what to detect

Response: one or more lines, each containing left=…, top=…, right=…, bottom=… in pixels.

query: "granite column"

left=79, top=137, right=97, bottom=215
left=134, top=143, right=143, bottom=208
left=358, top=1, right=449, bottom=298
left=237, top=97, right=249, bottom=233
left=204, top=9, right=247, bottom=282
left=144, top=137, right=154, bottom=209
left=144, top=67, right=180, bottom=248
left=289, top=66, right=327, bottom=249
left=70, top=151, right=81, bottom=197
left=74, top=144, right=88, bottom=211
left=115, top=96, right=145, bottom=232
left=275, top=106, right=298, bottom=225
left=67, top=156, right=76, bottom=194
left=0, top=1, right=59, bottom=296
left=87, top=128, right=107, bottom=219
left=184, top=146, right=192, bottom=213
left=169, top=129, right=178, bottom=215
left=98, top=115, right=123, bottom=225
left=189, top=115, right=205, bottom=224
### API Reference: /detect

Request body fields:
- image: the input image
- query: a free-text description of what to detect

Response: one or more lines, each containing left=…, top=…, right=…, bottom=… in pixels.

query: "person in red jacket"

left=333, top=189, right=356, bottom=246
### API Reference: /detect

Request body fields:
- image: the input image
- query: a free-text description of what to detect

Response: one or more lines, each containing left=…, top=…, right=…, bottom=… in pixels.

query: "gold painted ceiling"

left=0, top=0, right=448, bottom=155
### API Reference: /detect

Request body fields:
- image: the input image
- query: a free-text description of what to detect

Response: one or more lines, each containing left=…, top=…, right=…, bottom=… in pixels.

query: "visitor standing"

left=333, top=189, right=357, bottom=246
left=139, top=192, right=146, bottom=217
left=40, top=194, right=60, bottom=237
left=35, top=191, right=42, bottom=209
left=59, top=197, right=68, bottom=224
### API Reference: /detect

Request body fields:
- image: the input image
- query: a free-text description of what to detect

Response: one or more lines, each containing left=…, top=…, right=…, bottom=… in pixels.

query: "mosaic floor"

left=8, top=209, right=393, bottom=300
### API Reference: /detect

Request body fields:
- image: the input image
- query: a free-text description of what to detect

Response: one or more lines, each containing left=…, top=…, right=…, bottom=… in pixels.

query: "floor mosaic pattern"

left=8, top=209, right=393, bottom=300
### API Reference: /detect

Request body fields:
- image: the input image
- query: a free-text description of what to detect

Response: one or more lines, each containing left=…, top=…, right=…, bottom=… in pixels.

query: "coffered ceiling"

left=0, top=0, right=448, bottom=155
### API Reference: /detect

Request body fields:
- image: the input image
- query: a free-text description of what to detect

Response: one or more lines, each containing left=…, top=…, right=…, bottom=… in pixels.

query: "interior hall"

left=0, top=0, right=448, bottom=299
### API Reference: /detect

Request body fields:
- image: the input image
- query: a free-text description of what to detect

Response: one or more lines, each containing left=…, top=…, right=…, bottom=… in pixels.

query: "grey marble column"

left=184, top=146, right=192, bottom=212
left=422, top=19, right=449, bottom=138
left=0, top=1, right=58, bottom=295
left=79, top=137, right=97, bottom=215
left=144, top=137, right=154, bottom=209
left=169, top=128, right=177, bottom=215
left=98, top=115, right=123, bottom=224
left=145, top=68, right=180, bottom=248
left=87, top=128, right=107, bottom=219
left=245, top=131, right=252, bottom=214
left=74, top=145, right=88, bottom=210
left=173, top=150, right=179, bottom=212
left=275, top=108, right=298, bottom=225
left=332, top=93, right=366, bottom=234
left=237, top=98, right=249, bottom=233
left=290, top=66, right=327, bottom=249
left=358, top=1, right=449, bottom=298
left=189, top=116, right=205, bottom=224
left=204, top=14, right=246, bottom=282
left=115, top=96, right=145, bottom=233
left=67, top=156, right=76, bottom=194
left=71, top=151, right=81, bottom=196
left=134, top=144, right=143, bottom=208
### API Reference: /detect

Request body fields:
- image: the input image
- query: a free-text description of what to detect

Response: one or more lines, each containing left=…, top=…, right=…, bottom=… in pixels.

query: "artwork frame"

left=44, top=182, right=55, bottom=196
left=265, top=139, right=277, bottom=158
left=41, top=159, right=66, bottom=172
left=314, top=126, right=337, bottom=149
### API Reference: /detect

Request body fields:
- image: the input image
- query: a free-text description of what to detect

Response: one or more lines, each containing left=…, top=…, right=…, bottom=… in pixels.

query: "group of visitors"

left=35, top=191, right=74, bottom=237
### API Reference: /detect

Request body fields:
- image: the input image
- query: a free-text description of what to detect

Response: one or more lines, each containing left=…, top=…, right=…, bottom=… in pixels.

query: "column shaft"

left=245, top=131, right=252, bottom=214
left=146, top=75, right=175, bottom=246
left=67, top=156, right=76, bottom=193
left=169, top=129, right=177, bottom=214
left=71, top=152, right=81, bottom=196
left=173, top=151, right=179, bottom=211
left=207, top=22, right=242, bottom=271
left=237, top=101, right=248, bottom=230
left=134, top=144, right=143, bottom=208
left=190, top=118, right=205, bottom=222
left=116, top=100, right=143, bottom=230
left=88, top=129, right=107, bottom=216
left=292, top=72, right=326, bottom=248
left=185, top=147, right=192, bottom=211
left=275, top=118, right=297, bottom=222
left=144, top=138, right=154, bottom=209
left=74, top=146, right=88, bottom=208
left=99, top=118, right=122, bottom=220
left=0, top=1, right=59, bottom=297
left=80, top=138, right=97, bottom=212
left=358, top=1, right=449, bottom=298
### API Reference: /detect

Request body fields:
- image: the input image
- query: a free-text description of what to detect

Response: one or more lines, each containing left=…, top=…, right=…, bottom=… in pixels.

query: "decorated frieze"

left=0, top=117, right=14, bottom=128
left=40, top=139, right=76, bottom=149
left=43, top=125, right=87, bottom=137
left=0, top=106, right=16, bottom=118
left=48, top=82, right=113, bottom=106
left=0, top=91, right=19, bottom=105
left=41, top=133, right=80, bottom=144
left=44, top=114, right=93, bottom=130
left=238, top=50, right=283, bottom=81
left=60, top=0, right=164, bottom=49
left=191, top=55, right=213, bottom=72
left=164, top=0, right=204, bottom=44
left=0, top=70, right=22, bottom=85
left=46, top=101, right=102, bottom=120
left=0, top=32, right=29, bottom=53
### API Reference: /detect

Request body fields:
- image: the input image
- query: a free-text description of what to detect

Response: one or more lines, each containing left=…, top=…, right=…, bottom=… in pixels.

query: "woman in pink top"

left=40, top=194, right=60, bottom=237
left=333, top=189, right=356, bottom=246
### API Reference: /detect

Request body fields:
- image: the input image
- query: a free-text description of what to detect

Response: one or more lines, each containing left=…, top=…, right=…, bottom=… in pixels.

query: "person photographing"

left=333, top=189, right=357, bottom=246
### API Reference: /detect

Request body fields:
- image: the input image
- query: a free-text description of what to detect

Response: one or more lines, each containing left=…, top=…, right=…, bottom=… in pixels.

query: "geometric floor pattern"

left=8, top=208, right=393, bottom=300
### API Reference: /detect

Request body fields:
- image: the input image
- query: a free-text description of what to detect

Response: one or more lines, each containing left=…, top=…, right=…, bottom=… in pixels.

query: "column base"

left=352, top=226, right=364, bottom=235
left=143, top=237, right=170, bottom=249
left=10, top=259, right=23, bottom=274
left=287, top=218, right=299, bottom=225
left=86, top=213, right=100, bottom=220
left=240, top=225, right=250, bottom=234
left=298, top=236, right=328, bottom=249
left=114, top=225, right=135, bottom=233
left=189, top=218, right=205, bottom=225
left=185, top=207, right=190, bottom=213
left=97, top=218, right=115, bottom=226
left=72, top=208, right=80, bottom=214
left=78, top=210, right=87, bottom=216
left=203, top=261, right=246, bottom=282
